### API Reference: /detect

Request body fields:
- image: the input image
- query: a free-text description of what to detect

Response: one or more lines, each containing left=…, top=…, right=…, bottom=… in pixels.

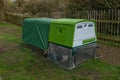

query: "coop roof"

left=51, top=19, right=94, bottom=25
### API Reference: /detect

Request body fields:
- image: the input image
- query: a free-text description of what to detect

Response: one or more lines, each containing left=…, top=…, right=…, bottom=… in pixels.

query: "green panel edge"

left=83, top=38, right=96, bottom=44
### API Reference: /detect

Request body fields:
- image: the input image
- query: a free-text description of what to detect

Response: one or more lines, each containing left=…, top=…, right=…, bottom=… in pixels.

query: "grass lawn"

left=0, top=22, right=120, bottom=80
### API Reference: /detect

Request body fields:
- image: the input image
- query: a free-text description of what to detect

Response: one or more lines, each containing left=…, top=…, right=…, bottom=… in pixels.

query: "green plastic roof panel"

left=22, top=18, right=54, bottom=50
left=51, top=19, right=93, bottom=25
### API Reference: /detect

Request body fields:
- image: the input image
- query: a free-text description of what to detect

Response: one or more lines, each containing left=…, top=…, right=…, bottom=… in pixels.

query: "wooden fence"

left=37, top=10, right=120, bottom=46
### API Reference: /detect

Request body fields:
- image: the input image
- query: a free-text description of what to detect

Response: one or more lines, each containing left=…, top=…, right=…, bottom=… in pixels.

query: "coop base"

left=47, top=42, right=98, bottom=69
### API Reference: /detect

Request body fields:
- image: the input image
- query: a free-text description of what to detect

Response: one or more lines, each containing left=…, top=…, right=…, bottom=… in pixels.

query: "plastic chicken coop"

left=22, top=18, right=97, bottom=69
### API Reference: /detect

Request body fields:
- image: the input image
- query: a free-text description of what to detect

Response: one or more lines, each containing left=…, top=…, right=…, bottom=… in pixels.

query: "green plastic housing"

left=49, top=19, right=96, bottom=48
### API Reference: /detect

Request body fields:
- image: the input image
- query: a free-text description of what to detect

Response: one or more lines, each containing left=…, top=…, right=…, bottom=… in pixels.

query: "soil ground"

left=97, top=44, right=120, bottom=66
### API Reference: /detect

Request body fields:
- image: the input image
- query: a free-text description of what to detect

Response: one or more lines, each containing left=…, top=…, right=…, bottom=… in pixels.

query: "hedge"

left=5, top=13, right=33, bottom=25
left=0, top=12, right=5, bottom=21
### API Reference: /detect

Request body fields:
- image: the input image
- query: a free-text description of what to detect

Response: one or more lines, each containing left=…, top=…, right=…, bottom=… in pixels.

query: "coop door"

left=73, top=22, right=96, bottom=47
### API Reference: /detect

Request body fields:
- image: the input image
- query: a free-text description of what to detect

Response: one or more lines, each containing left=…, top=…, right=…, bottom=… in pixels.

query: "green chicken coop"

left=22, top=18, right=97, bottom=69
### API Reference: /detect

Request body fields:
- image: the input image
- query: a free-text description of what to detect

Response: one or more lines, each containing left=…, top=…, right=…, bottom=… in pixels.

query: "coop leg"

left=44, top=50, right=48, bottom=58
left=93, top=46, right=101, bottom=59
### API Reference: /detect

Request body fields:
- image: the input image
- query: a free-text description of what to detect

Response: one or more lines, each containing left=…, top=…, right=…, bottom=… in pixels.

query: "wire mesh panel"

left=47, top=43, right=75, bottom=69
left=74, top=42, right=97, bottom=65
left=47, top=42, right=97, bottom=69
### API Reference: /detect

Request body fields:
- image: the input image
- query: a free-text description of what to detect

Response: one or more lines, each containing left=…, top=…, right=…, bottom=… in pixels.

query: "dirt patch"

left=77, top=70, right=102, bottom=80
left=0, top=39, right=19, bottom=53
left=0, top=76, right=2, bottom=80
left=0, top=47, right=5, bottom=53
left=0, top=27, right=5, bottom=34
left=97, top=44, right=120, bottom=66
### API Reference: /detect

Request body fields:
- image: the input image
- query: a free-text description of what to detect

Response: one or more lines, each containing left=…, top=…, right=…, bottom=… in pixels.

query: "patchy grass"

left=0, top=22, right=120, bottom=80
left=97, top=33, right=120, bottom=47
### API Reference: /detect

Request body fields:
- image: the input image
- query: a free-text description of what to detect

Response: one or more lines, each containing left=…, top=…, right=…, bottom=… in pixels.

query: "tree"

left=0, top=0, right=5, bottom=21
left=0, top=0, right=5, bottom=11
left=68, top=0, right=120, bottom=10
left=105, top=0, right=120, bottom=9
left=15, top=0, right=25, bottom=7
left=90, top=0, right=106, bottom=9
left=23, top=0, right=68, bottom=15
